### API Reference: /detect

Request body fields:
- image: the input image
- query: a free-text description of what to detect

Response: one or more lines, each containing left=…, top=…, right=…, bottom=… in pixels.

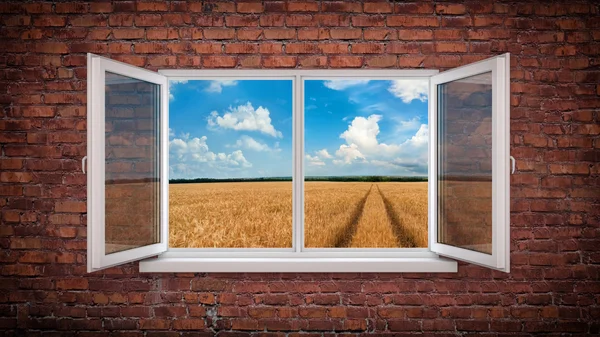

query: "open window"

left=86, top=53, right=510, bottom=273
left=86, top=54, right=168, bottom=272
left=429, top=54, right=510, bottom=272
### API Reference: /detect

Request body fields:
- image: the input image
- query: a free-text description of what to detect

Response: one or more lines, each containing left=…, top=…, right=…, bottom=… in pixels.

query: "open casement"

left=87, top=54, right=168, bottom=272
left=429, top=53, right=511, bottom=272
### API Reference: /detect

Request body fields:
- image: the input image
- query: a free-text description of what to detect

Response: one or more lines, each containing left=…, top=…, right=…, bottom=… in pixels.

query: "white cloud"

left=316, top=149, right=332, bottom=159
left=340, top=114, right=382, bottom=152
left=339, top=114, right=400, bottom=156
left=207, top=102, right=282, bottom=138
left=306, top=154, right=325, bottom=166
left=204, top=80, right=238, bottom=94
left=331, top=114, right=428, bottom=174
left=323, top=80, right=370, bottom=91
left=403, top=124, right=428, bottom=148
left=335, top=144, right=365, bottom=164
left=397, top=116, right=421, bottom=130
left=233, top=135, right=279, bottom=152
left=388, top=79, right=429, bottom=103
left=169, top=135, right=252, bottom=179
left=169, top=79, right=188, bottom=101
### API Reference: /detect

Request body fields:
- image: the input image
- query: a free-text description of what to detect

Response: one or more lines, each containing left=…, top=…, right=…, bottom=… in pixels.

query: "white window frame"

left=86, top=53, right=511, bottom=273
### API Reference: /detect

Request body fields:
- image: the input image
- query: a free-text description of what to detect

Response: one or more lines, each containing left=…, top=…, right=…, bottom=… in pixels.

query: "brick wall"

left=1, top=1, right=599, bottom=335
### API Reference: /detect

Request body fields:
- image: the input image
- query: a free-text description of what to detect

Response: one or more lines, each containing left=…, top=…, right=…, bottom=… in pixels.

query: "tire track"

left=377, top=185, right=418, bottom=248
left=333, top=184, right=373, bottom=248
left=347, top=184, right=399, bottom=248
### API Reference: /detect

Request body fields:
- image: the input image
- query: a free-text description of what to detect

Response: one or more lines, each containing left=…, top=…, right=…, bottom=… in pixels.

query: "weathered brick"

left=0, top=3, right=596, bottom=337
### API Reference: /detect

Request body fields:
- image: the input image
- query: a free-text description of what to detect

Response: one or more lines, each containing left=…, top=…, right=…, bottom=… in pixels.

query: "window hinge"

left=82, top=156, right=87, bottom=174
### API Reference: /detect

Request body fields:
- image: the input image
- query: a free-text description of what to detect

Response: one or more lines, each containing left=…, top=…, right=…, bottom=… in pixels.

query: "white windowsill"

left=139, top=256, right=458, bottom=273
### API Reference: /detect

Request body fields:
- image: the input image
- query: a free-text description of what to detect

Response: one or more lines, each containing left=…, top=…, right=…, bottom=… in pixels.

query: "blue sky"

left=168, top=79, right=428, bottom=179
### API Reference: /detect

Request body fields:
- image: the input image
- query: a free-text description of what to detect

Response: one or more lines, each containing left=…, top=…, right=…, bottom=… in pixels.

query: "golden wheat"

left=169, top=181, right=430, bottom=249
left=376, top=182, right=428, bottom=247
left=169, top=182, right=292, bottom=248
left=348, top=185, right=400, bottom=248
left=304, top=182, right=372, bottom=248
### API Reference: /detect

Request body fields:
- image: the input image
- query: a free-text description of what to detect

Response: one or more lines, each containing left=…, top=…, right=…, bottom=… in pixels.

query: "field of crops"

left=169, top=182, right=293, bottom=248
left=169, top=181, right=428, bottom=248
left=305, top=182, right=428, bottom=248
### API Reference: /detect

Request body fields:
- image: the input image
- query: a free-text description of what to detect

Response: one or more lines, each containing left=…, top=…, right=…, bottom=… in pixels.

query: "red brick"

left=436, top=4, right=467, bottom=15
left=435, top=42, right=468, bottom=53
left=259, top=43, right=283, bottom=54
left=139, top=319, right=170, bottom=330
left=147, top=28, right=179, bottom=40
left=202, top=56, right=237, bottom=68
left=172, top=319, right=205, bottom=330
left=134, top=14, right=165, bottom=27
left=1, top=172, right=33, bottom=183
left=90, top=3, right=112, bottom=13
left=56, top=279, right=88, bottom=290
left=262, top=56, right=297, bottom=68
left=352, top=43, right=384, bottom=54
left=299, top=56, right=327, bottom=68
left=322, top=2, right=362, bottom=13
left=330, top=28, right=362, bottom=40
left=226, top=15, right=259, bottom=27
left=237, top=29, right=263, bottom=40
left=366, top=55, right=397, bottom=68
left=108, top=14, right=134, bottom=26
left=69, top=15, right=107, bottom=27
left=259, top=14, right=285, bottom=27
left=394, top=3, right=434, bottom=14
left=225, top=43, right=259, bottom=54
left=352, top=15, right=385, bottom=27
left=33, top=16, right=67, bottom=27
left=112, top=28, right=145, bottom=40
left=387, top=16, right=438, bottom=27
left=286, top=15, right=318, bottom=27
left=330, top=56, right=363, bottom=68
left=203, top=28, right=235, bottom=40
left=364, top=3, right=392, bottom=14
left=287, top=2, right=319, bottom=12
left=263, top=29, right=296, bottom=40
left=237, top=2, right=263, bottom=13
left=136, top=2, right=168, bottom=12
left=55, top=201, right=86, bottom=213
left=34, top=43, right=69, bottom=54
left=298, top=28, right=330, bottom=40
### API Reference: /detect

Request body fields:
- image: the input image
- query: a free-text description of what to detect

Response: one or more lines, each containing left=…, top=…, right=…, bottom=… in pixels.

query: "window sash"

left=429, top=54, right=510, bottom=272
left=87, top=53, right=169, bottom=272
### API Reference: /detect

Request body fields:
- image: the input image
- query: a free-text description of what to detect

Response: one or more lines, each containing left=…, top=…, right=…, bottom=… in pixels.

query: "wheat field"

left=376, top=182, right=429, bottom=247
left=169, top=181, right=429, bottom=248
left=169, top=182, right=293, bottom=248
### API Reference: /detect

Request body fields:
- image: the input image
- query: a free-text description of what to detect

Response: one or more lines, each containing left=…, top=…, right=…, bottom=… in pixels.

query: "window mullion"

left=294, top=75, right=304, bottom=252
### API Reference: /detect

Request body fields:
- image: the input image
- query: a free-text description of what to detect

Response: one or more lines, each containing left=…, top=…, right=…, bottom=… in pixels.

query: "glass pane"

left=105, top=72, right=161, bottom=254
left=437, top=72, right=492, bottom=254
left=168, top=80, right=293, bottom=248
left=304, top=79, right=429, bottom=248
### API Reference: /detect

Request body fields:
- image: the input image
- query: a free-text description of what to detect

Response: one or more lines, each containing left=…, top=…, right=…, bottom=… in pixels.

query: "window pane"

left=437, top=72, right=493, bottom=254
left=304, top=79, right=429, bottom=248
left=168, top=80, right=293, bottom=248
left=105, top=72, right=161, bottom=254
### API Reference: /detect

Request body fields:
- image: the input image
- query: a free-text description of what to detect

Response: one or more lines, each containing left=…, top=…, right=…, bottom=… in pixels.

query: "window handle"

left=82, top=156, right=87, bottom=174
left=510, top=156, right=515, bottom=174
